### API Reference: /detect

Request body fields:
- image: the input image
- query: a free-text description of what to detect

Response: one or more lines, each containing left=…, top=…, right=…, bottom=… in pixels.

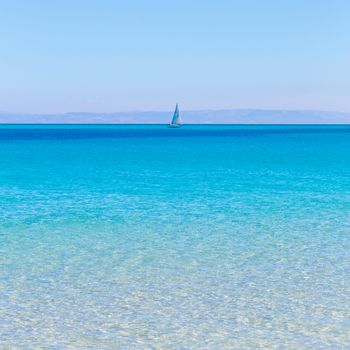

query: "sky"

left=0, top=0, right=349, bottom=114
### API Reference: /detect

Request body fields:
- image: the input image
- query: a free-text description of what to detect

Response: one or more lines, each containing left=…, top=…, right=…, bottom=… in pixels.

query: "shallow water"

left=1, top=125, right=350, bottom=349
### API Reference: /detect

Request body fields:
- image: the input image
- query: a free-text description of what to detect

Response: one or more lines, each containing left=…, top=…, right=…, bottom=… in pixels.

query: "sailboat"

left=168, top=104, right=182, bottom=128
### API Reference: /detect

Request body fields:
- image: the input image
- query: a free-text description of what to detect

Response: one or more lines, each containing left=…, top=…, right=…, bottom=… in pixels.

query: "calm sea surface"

left=1, top=125, right=350, bottom=349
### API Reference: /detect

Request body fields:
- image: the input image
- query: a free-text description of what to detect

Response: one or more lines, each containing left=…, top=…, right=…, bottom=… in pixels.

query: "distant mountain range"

left=1, top=109, right=350, bottom=124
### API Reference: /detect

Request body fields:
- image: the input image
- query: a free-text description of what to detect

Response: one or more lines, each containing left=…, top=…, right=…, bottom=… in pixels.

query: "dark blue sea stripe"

left=1, top=126, right=350, bottom=141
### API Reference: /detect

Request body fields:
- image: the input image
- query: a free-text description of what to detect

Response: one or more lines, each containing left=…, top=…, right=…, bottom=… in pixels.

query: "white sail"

left=169, top=104, right=182, bottom=127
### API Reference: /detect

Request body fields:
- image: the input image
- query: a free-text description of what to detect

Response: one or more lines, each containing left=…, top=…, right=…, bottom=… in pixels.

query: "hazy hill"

left=1, top=109, right=350, bottom=124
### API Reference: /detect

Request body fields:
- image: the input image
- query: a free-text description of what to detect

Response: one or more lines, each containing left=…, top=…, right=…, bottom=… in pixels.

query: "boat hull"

left=168, top=124, right=181, bottom=128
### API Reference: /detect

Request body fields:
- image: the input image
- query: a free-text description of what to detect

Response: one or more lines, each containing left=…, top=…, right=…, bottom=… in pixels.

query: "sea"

left=1, top=125, right=350, bottom=349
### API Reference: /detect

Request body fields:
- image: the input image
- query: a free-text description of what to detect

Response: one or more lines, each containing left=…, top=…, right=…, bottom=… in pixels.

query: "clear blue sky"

left=1, top=0, right=349, bottom=113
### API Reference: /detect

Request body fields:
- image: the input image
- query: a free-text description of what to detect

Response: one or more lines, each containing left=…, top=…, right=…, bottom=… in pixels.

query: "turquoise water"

left=1, top=125, right=350, bottom=349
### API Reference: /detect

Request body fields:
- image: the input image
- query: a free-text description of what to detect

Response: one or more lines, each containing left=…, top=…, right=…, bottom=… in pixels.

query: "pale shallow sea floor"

left=1, top=125, right=350, bottom=349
